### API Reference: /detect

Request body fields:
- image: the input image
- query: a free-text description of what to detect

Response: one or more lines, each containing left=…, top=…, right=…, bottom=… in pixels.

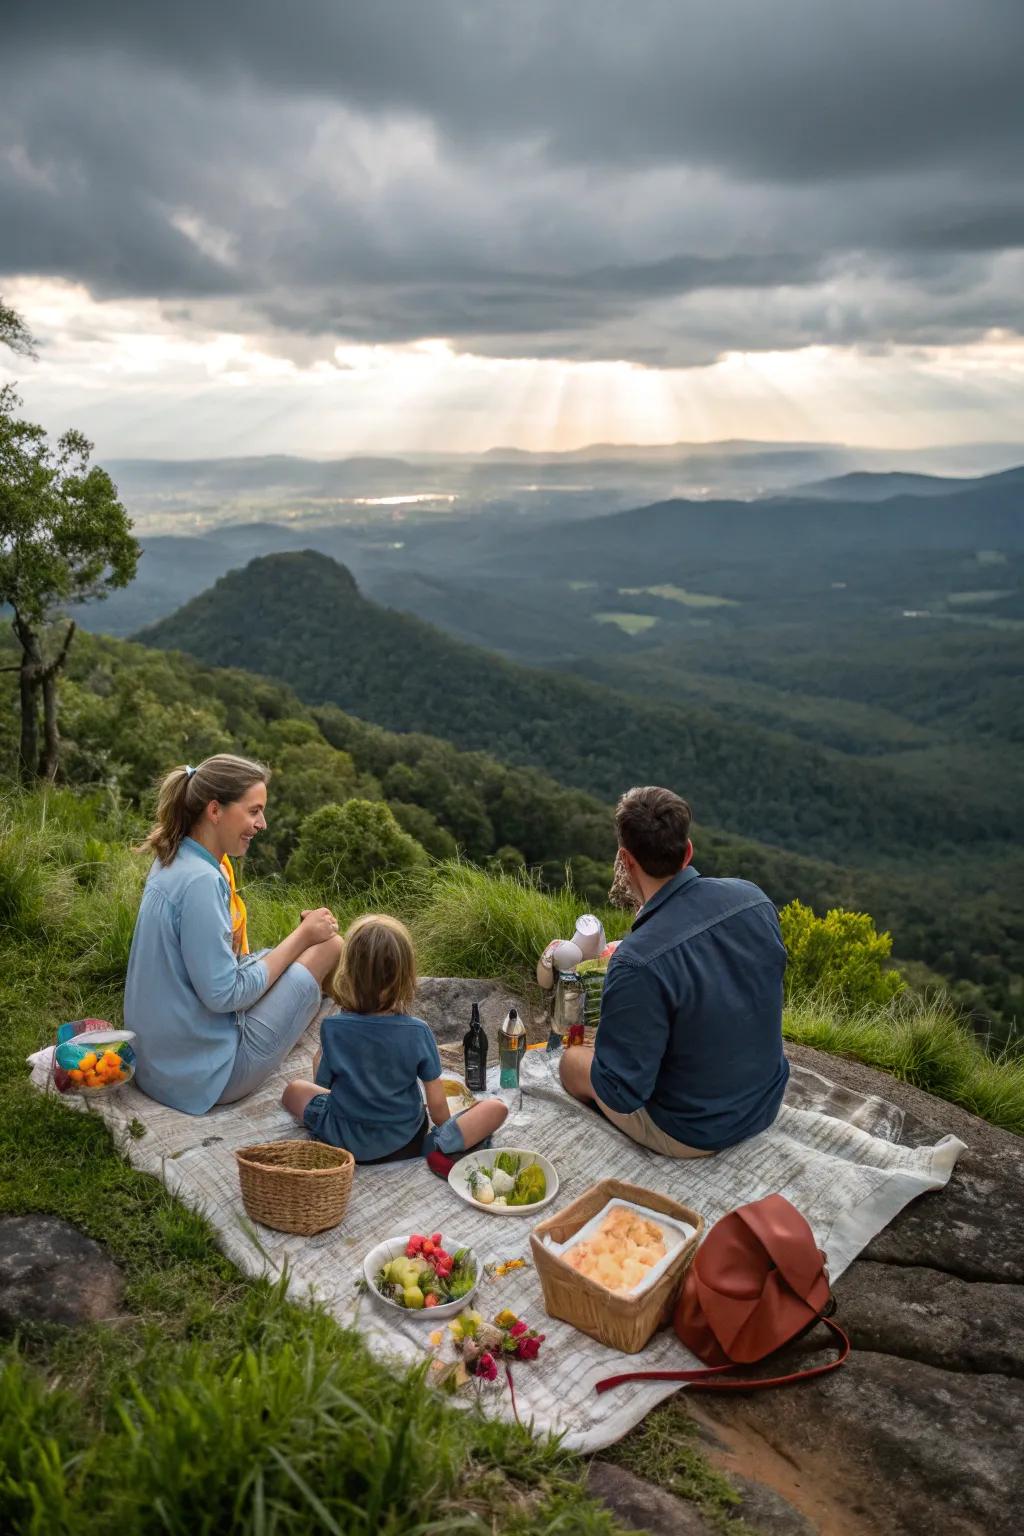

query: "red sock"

left=426, top=1149, right=455, bottom=1178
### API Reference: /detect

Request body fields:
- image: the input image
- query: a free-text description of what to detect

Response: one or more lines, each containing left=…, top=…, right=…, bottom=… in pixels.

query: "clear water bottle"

left=554, top=971, right=587, bottom=1048
left=498, top=1006, right=531, bottom=1124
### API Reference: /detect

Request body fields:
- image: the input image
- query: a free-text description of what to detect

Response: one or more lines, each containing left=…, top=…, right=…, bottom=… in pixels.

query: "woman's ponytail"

left=138, top=755, right=269, bottom=866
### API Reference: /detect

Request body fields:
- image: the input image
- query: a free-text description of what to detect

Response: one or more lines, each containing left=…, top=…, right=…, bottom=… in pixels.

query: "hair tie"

left=185, top=765, right=196, bottom=780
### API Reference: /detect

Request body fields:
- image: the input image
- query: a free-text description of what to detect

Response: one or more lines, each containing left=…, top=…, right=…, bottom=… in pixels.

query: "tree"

left=0, top=387, right=139, bottom=781
left=287, top=799, right=428, bottom=892
left=0, top=298, right=36, bottom=358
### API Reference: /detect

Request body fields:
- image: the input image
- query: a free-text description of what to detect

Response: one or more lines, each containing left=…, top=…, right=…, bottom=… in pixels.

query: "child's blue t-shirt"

left=313, top=1011, right=442, bottom=1161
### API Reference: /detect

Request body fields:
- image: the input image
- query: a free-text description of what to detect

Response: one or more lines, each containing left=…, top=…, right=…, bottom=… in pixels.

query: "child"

left=282, top=914, right=507, bottom=1164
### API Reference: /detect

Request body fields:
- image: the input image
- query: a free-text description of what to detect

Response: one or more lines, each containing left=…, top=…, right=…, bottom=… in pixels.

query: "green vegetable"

left=446, top=1267, right=477, bottom=1300
left=509, top=1164, right=546, bottom=1205
left=494, top=1151, right=521, bottom=1178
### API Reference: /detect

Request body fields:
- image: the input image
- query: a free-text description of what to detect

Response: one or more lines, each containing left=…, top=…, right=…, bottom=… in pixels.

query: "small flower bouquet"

left=432, top=1308, right=546, bottom=1417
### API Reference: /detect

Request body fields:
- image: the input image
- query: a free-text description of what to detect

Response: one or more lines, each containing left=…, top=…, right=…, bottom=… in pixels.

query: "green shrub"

left=286, top=799, right=428, bottom=893
left=487, top=843, right=527, bottom=875
left=780, top=899, right=905, bottom=1010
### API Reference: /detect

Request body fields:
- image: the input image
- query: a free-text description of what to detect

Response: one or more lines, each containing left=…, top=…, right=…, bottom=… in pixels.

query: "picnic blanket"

left=29, top=1029, right=965, bottom=1452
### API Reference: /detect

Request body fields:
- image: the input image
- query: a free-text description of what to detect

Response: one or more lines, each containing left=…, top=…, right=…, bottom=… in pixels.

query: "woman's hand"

left=297, top=907, right=339, bottom=945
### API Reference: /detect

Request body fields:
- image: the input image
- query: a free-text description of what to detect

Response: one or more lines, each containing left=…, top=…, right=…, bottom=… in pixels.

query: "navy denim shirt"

left=591, top=867, right=789, bottom=1151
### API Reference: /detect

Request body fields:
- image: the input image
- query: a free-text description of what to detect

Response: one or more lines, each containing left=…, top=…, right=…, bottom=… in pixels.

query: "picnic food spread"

left=563, top=1205, right=668, bottom=1294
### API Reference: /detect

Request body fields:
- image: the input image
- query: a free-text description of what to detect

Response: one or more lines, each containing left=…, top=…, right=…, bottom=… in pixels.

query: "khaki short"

left=594, top=1095, right=714, bottom=1159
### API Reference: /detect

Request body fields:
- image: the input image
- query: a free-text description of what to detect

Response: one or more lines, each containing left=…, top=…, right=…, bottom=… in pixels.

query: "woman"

left=125, top=754, right=342, bottom=1114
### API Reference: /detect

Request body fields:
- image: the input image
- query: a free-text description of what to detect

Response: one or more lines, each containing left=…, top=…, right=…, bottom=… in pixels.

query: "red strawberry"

left=424, top=1294, right=439, bottom=1308
left=422, top=1239, right=435, bottom=1257
left=431, top=1232, right=443, bottom=1246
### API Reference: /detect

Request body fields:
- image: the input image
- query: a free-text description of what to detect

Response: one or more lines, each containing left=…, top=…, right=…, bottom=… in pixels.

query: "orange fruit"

left=68, top=1068, right=84, bottom=1083
left=102, top=1052, right=120, bottom=1069
left=79, top=1052, right=97, bottom=1070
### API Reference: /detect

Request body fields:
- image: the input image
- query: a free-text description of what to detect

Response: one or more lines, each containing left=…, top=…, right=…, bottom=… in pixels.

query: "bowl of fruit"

left=363, top=1231, right=479, bottom=1319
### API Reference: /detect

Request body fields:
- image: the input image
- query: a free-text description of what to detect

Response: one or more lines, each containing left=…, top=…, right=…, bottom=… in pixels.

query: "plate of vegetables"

left=448, top=1148, right=558, bottom=1216
left=364, top=1231, right=479, bottom=1319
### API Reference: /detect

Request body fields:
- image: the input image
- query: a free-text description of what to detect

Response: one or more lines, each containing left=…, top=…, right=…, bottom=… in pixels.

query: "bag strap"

left=595, top=1318, right=850, bottom=1395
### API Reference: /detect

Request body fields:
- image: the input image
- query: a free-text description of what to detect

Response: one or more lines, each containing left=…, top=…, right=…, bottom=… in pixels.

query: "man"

left=560, top=785, right=789, bottom=1157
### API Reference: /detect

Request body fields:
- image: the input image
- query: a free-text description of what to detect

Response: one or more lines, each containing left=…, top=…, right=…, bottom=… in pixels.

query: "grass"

left=405, top=864, right=629, bottom=988
left=0, top=952, right=628, bottom=1533
left=0, top=791, right=642, bottom=1535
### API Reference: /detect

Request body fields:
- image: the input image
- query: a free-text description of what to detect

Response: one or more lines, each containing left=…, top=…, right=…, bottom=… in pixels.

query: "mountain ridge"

left=137, top=550, right=1014, bottom=862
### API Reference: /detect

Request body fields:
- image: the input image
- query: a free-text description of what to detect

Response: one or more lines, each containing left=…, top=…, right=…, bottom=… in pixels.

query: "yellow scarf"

left=220, top=855, right=249, bottom=956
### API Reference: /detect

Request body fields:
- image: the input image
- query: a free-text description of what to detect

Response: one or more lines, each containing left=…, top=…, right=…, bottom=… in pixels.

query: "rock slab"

left=0, top=1214, right=125, bottom=1332
left=414, top=976, right=540, bottom=1065
left=688, top=1044, right=1024, bottom=1536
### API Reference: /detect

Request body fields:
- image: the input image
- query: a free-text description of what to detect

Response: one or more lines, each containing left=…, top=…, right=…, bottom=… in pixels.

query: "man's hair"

left=615, top=785, right=692, bottom=878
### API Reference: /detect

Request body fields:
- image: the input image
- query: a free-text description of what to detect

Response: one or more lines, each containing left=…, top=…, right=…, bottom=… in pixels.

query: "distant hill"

left=470, top=480, right=1024, bottom=587
left=783, top=465, right=1024, bottom=503
left=137, top=550, right=1015, bottom=867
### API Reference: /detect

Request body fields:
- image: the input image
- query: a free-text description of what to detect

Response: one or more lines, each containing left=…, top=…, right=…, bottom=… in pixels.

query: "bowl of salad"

left=448, top=1148, right=559, bottom=1217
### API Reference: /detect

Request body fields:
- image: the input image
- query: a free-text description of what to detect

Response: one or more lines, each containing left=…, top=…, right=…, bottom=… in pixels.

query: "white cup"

left=551, top=939, right=584, bottom=972
left=572, top=915, right=606, bottom=960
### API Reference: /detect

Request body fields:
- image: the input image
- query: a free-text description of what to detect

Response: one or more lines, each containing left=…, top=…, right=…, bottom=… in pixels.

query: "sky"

left=2, top=1, right=1024, bottom=459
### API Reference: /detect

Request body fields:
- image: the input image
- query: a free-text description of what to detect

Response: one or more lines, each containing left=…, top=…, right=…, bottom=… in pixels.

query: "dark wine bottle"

left=463, top=1001, right=487, bottom=1092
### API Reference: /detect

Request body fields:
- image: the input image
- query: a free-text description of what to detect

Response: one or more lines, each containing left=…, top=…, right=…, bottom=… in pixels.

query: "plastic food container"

left=53, top=1025, right=137, bottom=1094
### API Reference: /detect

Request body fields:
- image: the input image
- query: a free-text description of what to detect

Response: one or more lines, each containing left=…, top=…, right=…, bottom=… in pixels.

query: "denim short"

left=303, top=1098, right=469, bottom=1163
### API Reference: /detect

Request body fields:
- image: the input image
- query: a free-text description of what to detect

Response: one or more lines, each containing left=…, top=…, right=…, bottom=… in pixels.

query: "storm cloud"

left=2, top=1, right=1024, bottom=367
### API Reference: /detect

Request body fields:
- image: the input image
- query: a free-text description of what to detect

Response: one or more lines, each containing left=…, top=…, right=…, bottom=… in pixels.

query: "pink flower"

left=475, top=1352, right=499, bottom=1381
left=508, top=1320, right=529, bottom=1338
left=515, top=1335, right=543, bottom=1361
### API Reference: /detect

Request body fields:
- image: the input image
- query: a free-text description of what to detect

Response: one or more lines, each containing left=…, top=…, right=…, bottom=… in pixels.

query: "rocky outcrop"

left=654, top=1045, right=1024, bottom=1536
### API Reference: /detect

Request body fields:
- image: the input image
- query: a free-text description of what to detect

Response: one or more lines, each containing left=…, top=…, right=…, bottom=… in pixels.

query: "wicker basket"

left=236, top=1140, right=355, bottom=1235
left=530, top=1178, right=703, bottom=1354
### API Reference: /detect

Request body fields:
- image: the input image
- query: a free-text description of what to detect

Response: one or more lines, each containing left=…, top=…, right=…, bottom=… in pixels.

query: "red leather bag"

left=596, top=1194, right=849, bottom=1395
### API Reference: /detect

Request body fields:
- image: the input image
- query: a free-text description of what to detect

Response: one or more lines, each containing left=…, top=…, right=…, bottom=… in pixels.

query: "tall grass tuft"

left=67, top=848, right=147, bottom=990
left=0, top=803, right=76, bottom=943
left=784, top=991, right=1024, bottom=1137
left=407, top=861, right=629, bottom=986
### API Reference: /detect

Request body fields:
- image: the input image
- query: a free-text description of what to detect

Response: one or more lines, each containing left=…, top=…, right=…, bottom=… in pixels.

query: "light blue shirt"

left=124, top=838, right=269, bottom=1113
